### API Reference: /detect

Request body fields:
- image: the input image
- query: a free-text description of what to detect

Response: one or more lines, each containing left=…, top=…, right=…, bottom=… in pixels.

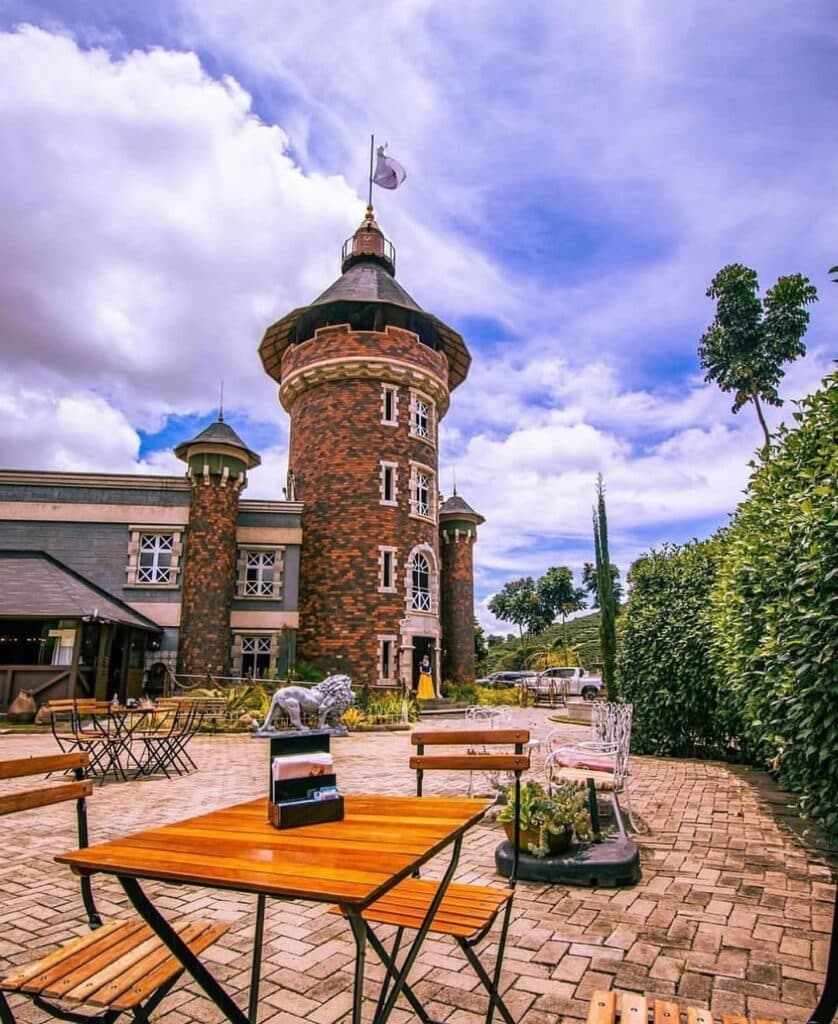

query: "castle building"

left=259, top=207, right=482, bottom=693
left=0, top=208, right=483, bottom=707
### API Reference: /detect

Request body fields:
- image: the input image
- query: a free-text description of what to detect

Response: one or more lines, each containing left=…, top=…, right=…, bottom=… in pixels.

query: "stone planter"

left=503, top=822, right=573, bottom=855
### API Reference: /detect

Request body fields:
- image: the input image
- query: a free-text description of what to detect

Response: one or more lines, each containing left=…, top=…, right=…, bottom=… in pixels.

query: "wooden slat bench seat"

left=0, top=752, right=230, bottom=1024
left=588, top=989, right=780, bottom=1024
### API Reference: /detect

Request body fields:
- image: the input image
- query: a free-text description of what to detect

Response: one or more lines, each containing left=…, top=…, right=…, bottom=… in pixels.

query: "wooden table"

left=57, top=794, right=491, bottom=1024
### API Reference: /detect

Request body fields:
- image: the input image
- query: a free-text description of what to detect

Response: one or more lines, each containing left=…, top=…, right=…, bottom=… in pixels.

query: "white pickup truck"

left=521, top=666, right=603, bottom=705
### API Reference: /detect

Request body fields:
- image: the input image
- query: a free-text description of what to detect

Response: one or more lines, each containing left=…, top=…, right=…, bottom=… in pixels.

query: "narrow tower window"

left=380, top=461, right=398, bottom=505
left=378, top=547, right=397, bottom=592
left=410, top=390, right=434, bottom=442
left=409, top=463, right=435, bottom=520
left=378, top=636, right=396, bottom=681
left=381, top=384, right=399, bottom=426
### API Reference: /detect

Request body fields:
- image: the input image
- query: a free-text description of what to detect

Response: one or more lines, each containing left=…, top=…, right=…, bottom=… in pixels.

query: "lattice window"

left=410, top=552, right=432, bottom=612
left=240, top=635, right=272, bottom=677
left=410, top=391, right=434, bottom=443
left=137, top=533, right=175, bottom=584
left=236, top=547, right=283, bottom=599
left=409, top=463, right=434, bottom=520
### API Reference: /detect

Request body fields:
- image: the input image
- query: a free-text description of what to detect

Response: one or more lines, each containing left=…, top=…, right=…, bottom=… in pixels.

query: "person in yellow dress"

left=416, top=655, right=435, bottom=700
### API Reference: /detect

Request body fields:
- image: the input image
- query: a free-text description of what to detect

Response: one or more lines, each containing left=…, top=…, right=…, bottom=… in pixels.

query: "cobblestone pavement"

left=1, top=707, right=834, bottom=1024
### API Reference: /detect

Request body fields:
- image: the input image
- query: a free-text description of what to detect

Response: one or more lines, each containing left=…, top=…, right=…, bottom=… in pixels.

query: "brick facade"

left=178, top=479, right=239, bottom=675
left=439, top=529, right=478, bottom=685
left=288, top=362, right=443, bottom=685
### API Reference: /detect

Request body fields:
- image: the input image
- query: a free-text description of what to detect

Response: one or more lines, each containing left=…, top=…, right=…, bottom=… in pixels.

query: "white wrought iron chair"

left=545, top=702, right=637, bottom=832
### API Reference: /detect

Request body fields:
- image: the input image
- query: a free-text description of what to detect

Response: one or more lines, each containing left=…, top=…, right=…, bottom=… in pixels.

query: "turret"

left=174, top=416, right=260, bottom=676
left=439, top=492, right=485, bottom=685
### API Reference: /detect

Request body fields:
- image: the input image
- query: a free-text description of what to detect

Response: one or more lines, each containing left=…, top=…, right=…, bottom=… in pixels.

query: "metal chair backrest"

left=591, top=702, right=633, bottom=784
left=410, top=728, right=530, bottom=885
left=0, top=752, right=101, bottom=927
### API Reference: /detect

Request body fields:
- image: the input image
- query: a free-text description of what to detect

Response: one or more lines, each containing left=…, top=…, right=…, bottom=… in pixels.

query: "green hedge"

left=619, top=371, right=837, bottom=839
left=619, top=538, right=733, bottom=758
left=712, top=372, right=837, bottom=836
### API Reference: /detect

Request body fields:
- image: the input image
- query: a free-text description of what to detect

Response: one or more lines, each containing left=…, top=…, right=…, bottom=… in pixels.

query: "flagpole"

left=368, top=133, right=374, bottom=207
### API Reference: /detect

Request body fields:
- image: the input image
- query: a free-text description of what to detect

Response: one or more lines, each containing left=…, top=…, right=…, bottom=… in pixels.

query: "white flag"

left=372, top=145, right=407, bottom=190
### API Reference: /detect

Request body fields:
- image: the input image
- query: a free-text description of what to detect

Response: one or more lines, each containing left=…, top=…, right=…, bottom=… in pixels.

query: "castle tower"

left=259, top=206, right=471, bottom=689
left=439, top=492, right=485, bottom=685
left=174, top=417, right=260, bottom=676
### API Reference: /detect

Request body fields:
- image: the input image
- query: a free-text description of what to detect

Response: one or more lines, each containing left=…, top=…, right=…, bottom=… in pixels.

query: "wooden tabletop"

left=56, top=795, right=491, bottom=908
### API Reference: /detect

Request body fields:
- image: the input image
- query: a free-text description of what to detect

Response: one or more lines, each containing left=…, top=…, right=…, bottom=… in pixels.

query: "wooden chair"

left=45, top=700, right=125, bottom=783
left=332, top=727, right=531, bottom=1024
left=0, top=752, right=229, bottom=1024
left=587, top=878, right=837, bottom=1024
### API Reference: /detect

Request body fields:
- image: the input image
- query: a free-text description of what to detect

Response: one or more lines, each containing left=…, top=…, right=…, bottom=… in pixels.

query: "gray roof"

left=0, top=552, right=161, bottom=631
left=310, top=262, right=423, bottom=311
left=174, top=417, right=261, bottom=468
left=439, top=493, right=485, bottom=524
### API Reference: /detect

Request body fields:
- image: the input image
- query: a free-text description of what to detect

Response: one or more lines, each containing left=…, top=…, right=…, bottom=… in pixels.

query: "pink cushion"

left=553, top=750, right=615, bottom=773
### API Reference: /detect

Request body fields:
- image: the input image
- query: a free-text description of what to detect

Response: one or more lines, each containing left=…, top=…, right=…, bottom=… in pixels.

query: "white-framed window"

left=409, top=390, right=434, bottom=443
left=381, top=384, right=399, bottom=426
left=239, top=635, right=272, bottom=677
left=126, top=528, right=183, bottom=587
left=409, top=550, right=432, bottom=612
left=378, top=547, right=397, bottom=592
left=236, top=547, right=284, bottom=599
left=380, top=461, right=398, bottom=505
left=378, top=635, right=397, bottom=681
left=409, top=462, right=435, bottom=521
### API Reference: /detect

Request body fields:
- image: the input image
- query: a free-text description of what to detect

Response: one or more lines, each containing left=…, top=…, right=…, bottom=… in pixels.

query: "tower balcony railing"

left=341, top=233, right=396, bottom=272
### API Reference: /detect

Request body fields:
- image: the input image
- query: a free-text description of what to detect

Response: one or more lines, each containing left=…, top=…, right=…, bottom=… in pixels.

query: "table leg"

left=346, top=914, right=367, bottom=1024
left=248, top=894, right=266, bottom=1024
left=119, top=876, right=251, bottom=1024
left=351, top=834, right=464, bottom=1024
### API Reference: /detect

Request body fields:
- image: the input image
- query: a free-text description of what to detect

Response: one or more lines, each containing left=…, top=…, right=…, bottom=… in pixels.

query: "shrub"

left=443, top=682, right=479, bottom=704
left=475, top=686, right=519, bottom=707
left=619, top=538, right=732, bottom=758
left=713, top=372, right=838, bottom=836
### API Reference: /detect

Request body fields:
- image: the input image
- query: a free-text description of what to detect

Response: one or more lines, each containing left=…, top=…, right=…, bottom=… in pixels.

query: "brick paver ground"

left=1, top=707, right=834, bottom=1024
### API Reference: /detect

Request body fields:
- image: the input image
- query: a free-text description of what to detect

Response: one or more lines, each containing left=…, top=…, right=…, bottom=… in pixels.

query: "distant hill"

left=481, top=610, right=616, bottom=674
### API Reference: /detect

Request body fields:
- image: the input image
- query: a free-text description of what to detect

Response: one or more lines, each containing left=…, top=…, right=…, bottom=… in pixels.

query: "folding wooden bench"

left=0, top=752, right=229, bottom=1024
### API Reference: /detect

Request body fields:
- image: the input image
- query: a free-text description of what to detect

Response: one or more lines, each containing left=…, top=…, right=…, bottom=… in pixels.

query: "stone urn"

left=7, top=690, right=37, bottom=724
left=503, top=822, right=573, bottom=856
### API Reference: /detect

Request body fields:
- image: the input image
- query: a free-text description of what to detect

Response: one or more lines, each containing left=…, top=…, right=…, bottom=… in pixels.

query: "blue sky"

left=0, top=1, right=835, bottom=630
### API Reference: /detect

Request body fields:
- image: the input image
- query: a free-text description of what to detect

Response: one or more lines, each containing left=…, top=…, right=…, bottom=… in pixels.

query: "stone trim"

left=229, top=610, right=299, bottom=629
left=0, top=503, right=189, bottom=525
left=280, top=355, right=450, bottom=417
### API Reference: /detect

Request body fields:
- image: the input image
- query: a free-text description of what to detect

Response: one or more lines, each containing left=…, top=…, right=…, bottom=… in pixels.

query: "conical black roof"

left=259, top=208, right=471, bottom=391
left=439, top=492, right=484, bottom=525
left=174, top=417, right=261, bottom=468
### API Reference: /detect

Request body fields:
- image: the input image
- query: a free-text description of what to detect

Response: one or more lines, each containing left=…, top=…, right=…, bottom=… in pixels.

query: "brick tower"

left=439, top=492, right=485, bottom=686
left=175, top=417, right=260, bottom=676
left=259, top=206, right=471, bottom=690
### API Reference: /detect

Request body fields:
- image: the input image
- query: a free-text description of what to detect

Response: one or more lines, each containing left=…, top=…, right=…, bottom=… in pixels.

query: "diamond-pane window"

left=245, top=551, right=275, bottom=596
left=240, top=635, right=272, bottom=677
left=412, top=397, right=429, bottom=438
left=415, top=472, right=430, bottom=518
left=137, top=533, right=175, bottom=584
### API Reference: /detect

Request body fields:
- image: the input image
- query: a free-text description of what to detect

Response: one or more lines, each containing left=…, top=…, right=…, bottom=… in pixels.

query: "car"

left=529, top=666, right=603, bottom=701
left=476, top=671, right=534, bottom=689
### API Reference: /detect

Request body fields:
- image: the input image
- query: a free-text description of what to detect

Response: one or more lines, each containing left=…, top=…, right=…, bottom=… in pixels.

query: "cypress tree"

left=594, top=475, right=617, bottom=700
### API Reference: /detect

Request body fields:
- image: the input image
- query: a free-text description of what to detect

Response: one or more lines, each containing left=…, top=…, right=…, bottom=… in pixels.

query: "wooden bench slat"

left=654, top=999, right=681, bottom=1024
left=412, top=729, right=530, bottom=746
left=0, top=753, right=88, bottom=780
left=621, top=991, right=648, bottom=1024
left=18, top=922, right=147, bottom=994
left=0, top=780, right=93, bottom=816
left=687, top=1008, right=714, bottom=1024
left=588, top=990, right=617, bottom=1024
left=410, top=755, right=530, bottom=772
left=0, top=923, right=126, bottom=991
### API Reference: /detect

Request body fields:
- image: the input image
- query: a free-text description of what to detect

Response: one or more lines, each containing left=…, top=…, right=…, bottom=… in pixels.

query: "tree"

left=582, top=561, right=623, bottom=611
left=829, top=265, right=838, bottom=283
left=473, top=619, right=489, bottom=672
left=699, top=263, right=817, bottom=450
left=593, top=476, right=617, bottom=701
left=487, top=577, right=551, bottom=654
left=537, top=566, right=586, bottom=662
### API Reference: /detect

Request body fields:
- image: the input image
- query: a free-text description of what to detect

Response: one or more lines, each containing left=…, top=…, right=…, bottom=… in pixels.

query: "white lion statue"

left=255, top=674, right=354, bottom=733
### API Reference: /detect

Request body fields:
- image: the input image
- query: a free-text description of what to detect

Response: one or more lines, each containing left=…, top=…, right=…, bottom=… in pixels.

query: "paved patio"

left=0, top=707, right=834, bottom=1024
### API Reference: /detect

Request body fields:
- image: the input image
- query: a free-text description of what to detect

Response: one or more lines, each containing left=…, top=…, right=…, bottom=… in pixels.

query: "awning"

left=0, top=551, right=161, bottom=632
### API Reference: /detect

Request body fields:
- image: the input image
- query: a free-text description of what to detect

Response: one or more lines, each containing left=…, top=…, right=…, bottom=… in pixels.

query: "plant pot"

left=503, top=823, right=573, bottom=855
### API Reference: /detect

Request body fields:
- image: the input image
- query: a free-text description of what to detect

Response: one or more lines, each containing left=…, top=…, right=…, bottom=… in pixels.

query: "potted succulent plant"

left=497, top=779, right=593, bottom=858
